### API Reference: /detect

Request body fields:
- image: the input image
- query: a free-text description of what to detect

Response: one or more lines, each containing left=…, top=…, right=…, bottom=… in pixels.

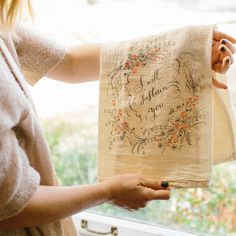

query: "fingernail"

left=220, top=46, right=226, bottom=52
left=161, top=181, right=169, bottom=188
left=221, top=39, right=227, bottom=45
left=226, top=58, right=230, bottom=63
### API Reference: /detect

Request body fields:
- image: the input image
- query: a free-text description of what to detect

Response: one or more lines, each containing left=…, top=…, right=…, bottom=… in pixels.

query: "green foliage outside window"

left=42, top=110, right=236, bottom=236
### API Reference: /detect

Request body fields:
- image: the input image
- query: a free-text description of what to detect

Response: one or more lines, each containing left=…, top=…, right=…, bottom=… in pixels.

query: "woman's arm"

left=46, top=30, right=236, bottom=87
left=0, top=184, right=108, bottom=229
left=46, top=43, right=102, bottom=83
left=0, top=175, right=170, bottom=230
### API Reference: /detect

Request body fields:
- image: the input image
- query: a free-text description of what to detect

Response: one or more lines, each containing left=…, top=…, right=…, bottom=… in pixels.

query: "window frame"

left=74, top=212, right=200, bottom=236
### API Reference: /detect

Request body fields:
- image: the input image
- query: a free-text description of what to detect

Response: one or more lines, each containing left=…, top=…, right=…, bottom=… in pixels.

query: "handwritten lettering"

left=140, top=86, right=167, bottom=106
left=145, top=103, right=164, bottom=121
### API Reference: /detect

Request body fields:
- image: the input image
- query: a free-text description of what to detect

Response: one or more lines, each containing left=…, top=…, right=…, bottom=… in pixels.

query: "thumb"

left=151, top=190, right=171, bottom=200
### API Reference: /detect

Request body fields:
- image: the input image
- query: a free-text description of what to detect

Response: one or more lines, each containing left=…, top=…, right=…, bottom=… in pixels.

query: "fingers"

left=212, top=76, right=228, bottom=89
left=212, top=31, right=236, bottom=73
left=221, top=38, right=236, bottom=54
left=141, top=178, right=170, bottom=190
left=218, top=45, right=234, bottom=64
left=212, top=56, right=231, bottom=74
left=213, top=30, right=236, bottom=44
left=212, top=40, right=235, bottom=67
left=141, top=179, right=162, bottom=190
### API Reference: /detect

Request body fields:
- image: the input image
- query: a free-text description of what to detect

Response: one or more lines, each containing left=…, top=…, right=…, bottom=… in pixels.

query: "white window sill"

left=74, top=212, right=199, bottom=236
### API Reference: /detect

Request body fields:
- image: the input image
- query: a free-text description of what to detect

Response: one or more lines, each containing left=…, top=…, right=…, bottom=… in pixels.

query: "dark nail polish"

left=221, top=39, right=227, bottom=45
left=161, top=181, right=169, bottom=188
left=226, top=58, right=230, bottom=64
left=220, top=46, right=226, bottom=52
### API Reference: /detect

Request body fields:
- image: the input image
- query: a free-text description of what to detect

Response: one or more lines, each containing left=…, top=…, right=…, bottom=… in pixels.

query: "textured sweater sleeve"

left=0, top=130, right=40, bottom=221
left=0, top=62, right=40, bottom=221
left=14, top=25, right=67, bottom=86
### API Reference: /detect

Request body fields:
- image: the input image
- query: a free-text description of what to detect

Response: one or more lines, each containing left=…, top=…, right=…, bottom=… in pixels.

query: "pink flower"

left=132, top=68, right=137, bottom=74
left=131, top=54, right=138, bottom=60
left=124, top=61, right=131, bottom=69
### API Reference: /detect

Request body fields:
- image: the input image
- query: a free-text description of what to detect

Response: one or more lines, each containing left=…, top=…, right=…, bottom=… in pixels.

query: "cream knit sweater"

left=0, top=25, right=78, bottom=236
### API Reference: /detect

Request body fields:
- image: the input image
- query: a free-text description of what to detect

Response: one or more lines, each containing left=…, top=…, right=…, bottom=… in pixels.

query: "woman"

left=0, top=0, right=235, bottom=235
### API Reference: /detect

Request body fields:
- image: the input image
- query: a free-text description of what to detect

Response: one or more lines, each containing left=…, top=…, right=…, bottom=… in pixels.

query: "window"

left=29, top=1, right=236, bottom=235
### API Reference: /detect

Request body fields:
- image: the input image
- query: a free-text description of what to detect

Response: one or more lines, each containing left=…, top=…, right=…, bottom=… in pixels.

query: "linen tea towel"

left=98, top=25, right=235, bottom=188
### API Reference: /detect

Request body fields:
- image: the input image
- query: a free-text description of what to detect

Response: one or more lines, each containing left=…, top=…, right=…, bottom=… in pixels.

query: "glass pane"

left=30, top=1, right=236, bottom=235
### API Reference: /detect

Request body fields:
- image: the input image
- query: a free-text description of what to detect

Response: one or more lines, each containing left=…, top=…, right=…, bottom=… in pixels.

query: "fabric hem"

left=214, top=151, right=236, bottom=166
left=168, top=180, right=210, bottom=189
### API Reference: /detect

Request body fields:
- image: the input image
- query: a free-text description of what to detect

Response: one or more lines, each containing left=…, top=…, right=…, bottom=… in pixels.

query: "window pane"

left=30, top=1, right=236, bottom=235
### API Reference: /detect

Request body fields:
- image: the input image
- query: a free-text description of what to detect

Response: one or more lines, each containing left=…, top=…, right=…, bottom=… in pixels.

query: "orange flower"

left=175, top=123, right=180, bottom=129
left=113, top=126, right=121, bottom=134
left=172, top=135, right=179, bottom=143
left=123, top=121, right=129, bottom=128
left=183, top=124, right=189, bottom=130
left=180, top=111, right=187, bottom=118
left=135, top=61, right=141, bottom=67
left=186, top=97, right=192, bottom=105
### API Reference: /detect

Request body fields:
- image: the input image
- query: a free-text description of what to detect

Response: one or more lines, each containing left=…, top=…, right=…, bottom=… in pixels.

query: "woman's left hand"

left=212, top=30, right=236, bottom=89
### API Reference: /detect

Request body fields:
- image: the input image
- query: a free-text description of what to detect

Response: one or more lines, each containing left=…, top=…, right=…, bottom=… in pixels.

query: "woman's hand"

left=212, top=30, right=236, bottom=89
left=103, top=174, right=170, bottom=211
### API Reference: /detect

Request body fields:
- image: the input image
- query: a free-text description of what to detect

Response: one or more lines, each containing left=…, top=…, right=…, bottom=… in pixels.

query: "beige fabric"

left=213, top=74, right=236, bottom=165
left=0, top=26, right=78, bottom=235
left=98, top=25, right=236, bottom=188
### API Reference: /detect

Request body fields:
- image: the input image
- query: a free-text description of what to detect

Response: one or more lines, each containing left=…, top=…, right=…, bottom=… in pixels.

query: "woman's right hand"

left=102, top=174, right=171, bottom=211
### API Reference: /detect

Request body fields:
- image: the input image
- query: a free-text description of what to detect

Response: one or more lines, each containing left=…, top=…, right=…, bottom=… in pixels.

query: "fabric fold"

left=213, top=73, right=236, bottom=165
